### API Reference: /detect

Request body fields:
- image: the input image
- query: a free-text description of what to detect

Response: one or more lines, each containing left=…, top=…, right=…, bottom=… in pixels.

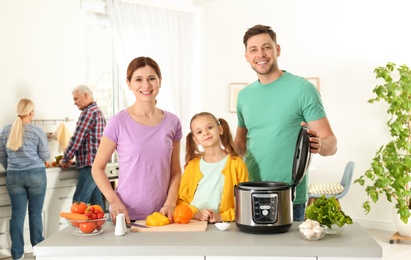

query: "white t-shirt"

left=190, top=156, right=227, bottom=213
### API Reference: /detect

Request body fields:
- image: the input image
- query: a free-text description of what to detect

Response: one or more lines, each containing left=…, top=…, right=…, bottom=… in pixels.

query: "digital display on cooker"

left=251, top=193, right=278, bottom=224
left=259, top=197, right=271, bottom=203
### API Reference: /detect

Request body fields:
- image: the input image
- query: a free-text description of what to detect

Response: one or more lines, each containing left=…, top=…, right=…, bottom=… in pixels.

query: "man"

left=234, top=24, right=337, bottom=221
left=60, top=85, right=106, bottom=208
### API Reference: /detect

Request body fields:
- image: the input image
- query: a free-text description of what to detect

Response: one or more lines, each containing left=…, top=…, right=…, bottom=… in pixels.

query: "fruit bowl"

left=298, top=225, right=327, bottom=241
left=66, top=217, right=108, bottom=236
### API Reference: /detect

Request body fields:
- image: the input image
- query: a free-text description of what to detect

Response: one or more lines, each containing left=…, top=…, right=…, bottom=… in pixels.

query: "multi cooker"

left=234, top=126, right=312, bottom=234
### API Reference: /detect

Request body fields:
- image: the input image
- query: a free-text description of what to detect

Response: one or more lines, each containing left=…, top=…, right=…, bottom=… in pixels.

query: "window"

left=82, top=0, right=127, bottom=118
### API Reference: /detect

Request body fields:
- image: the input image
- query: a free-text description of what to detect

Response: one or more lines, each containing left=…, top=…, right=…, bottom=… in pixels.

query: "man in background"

left=60, top=85, right=106, bottom=208
left=234, top=24, right=337, bottom=221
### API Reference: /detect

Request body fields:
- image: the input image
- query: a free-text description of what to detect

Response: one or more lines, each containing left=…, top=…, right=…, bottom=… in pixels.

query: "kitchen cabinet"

left=43, top=168, right=78, bottom=237
left=0, top=163, right=118, bottom=259
left=33, top=222, right=382, bottom=260
left=0, top=167, right=78, bottom=259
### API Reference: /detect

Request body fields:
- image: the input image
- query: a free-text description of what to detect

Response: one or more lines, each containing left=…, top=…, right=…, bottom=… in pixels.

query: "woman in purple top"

left=92, top=57, right=182, bottom=225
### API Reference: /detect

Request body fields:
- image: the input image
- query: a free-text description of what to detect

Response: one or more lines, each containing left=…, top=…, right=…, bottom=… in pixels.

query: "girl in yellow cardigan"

left=177, top=112, right=249, bottom=223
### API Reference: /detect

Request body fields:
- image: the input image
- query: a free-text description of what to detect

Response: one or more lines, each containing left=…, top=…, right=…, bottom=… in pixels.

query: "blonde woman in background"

left=0, top=98, right=50, bottom=260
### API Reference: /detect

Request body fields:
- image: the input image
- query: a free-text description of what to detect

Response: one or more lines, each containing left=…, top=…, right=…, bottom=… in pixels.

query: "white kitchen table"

left=33, top=222, right=382, bottom=260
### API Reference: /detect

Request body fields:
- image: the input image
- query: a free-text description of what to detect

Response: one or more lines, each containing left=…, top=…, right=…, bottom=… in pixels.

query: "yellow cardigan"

left=177, top=154, right=249, bottom=222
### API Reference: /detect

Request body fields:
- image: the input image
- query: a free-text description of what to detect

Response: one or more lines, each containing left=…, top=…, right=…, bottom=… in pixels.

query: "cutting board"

left=130, top=219, right=208, bottom=232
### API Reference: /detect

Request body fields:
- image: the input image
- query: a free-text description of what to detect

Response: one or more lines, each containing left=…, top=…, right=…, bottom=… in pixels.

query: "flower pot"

left=392, top=208, right=411, bottom=237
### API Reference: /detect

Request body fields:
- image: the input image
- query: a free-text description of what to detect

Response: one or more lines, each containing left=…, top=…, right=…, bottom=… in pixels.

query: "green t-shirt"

left=236, top=71, right=326, bottom=205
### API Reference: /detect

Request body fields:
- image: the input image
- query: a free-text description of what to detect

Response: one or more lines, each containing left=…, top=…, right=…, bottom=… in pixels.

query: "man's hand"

left=59, top=160, right=71, bottom=169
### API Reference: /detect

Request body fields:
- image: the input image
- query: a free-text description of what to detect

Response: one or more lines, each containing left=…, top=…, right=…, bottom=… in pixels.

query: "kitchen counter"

left=33, top=222, right=382, bottom=260
left=0, top=162, right=119, bottom=175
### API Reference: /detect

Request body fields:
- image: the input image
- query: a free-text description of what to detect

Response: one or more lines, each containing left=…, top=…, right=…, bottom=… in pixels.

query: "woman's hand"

left=109, top=198, right=130, bottom=224
left=159, top=204, right=176, bottom=223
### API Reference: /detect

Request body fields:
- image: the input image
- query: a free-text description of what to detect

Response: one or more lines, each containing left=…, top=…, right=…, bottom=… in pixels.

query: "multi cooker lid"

left=235, top=181, right=290, bottom=191
left=292, top=126, right=312, bottom=186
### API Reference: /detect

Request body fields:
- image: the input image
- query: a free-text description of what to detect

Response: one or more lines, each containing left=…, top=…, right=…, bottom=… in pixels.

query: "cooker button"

left=262, top=209, right=269, bottom=216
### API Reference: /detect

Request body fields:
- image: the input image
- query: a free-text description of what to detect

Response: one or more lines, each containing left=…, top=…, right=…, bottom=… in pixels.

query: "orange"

left=86, top=204, right=104, bottom=214
left=174, top=204, right=192, bottom=224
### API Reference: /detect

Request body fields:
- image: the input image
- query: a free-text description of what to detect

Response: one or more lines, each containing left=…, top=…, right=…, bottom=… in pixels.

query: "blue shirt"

left=0, top=123, right=50, bottom=170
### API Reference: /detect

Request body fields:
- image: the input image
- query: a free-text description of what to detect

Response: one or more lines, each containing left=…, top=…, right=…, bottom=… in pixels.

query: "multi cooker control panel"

left=251, top=193, right=278, bottom=224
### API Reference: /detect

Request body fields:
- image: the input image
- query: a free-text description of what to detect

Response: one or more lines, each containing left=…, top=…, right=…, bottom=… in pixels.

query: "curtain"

left=106, top=0, right=201, bottom=131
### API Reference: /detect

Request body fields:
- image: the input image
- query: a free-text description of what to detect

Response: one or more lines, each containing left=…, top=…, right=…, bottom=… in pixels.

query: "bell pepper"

left=145, top=212, right=170, bottom=226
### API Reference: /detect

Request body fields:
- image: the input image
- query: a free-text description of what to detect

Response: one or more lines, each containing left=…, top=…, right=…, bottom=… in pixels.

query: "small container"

left=326, top=224, right=346, bottom=234
left=215, top=222, right=231, bottom=231
left=66, top=217, right=107, bottom=236
left=298, top=225, right=327, bottom=241
left=114, top=213, right=127, bottom=236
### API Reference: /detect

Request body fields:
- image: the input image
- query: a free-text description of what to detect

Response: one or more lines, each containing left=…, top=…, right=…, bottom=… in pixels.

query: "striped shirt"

left=62, top=102, right=106, bottom=169
left=0, top=124, right=50, bottom=171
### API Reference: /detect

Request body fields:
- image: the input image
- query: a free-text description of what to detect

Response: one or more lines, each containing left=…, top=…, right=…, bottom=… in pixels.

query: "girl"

left=177, top=112, right=248, bottom=223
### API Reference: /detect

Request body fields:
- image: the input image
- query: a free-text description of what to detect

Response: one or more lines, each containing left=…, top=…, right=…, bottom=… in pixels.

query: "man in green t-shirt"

left=234, top=24, right=337, bottom=221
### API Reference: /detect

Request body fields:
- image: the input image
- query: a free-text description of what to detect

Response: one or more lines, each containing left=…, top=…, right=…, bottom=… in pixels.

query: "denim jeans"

left=293, top=203, right=306, bottom=221
left=73, top=166, right=104, bottom=209
left=6, top=167, right=47, bottom=260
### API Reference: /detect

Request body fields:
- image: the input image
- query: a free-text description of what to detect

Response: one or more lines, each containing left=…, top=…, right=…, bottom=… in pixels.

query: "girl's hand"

left=208, top=213, right=222, bottom=224
left=194, top=209, right=213, bottom=221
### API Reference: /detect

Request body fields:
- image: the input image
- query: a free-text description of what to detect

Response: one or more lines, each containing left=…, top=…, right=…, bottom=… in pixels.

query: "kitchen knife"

left=127, top=222, right=149, bottom=228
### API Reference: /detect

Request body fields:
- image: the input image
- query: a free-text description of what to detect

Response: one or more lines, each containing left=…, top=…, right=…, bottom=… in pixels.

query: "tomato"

left=96, top=219, right=106, bottom=230
left=85, top=204, right=104, bottom=214
left=71, top=221, right=80, bottom=228
left=174, top=204, right=193, bottom=224
left=70, top=202, right=87, bottom=214
left=79, top=222, right=97, bottom=233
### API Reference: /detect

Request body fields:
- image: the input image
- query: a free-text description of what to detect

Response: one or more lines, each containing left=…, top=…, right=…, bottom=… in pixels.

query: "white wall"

left=197, top=0, right=411, bottom=230
left=0, top=0, right=84, bottom=133
left=1, top=0, right=410, bottom=230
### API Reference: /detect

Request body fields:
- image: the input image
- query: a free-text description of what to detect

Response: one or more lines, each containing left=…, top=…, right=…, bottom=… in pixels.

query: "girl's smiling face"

left=191, top=115, right=223, bottom=148
left=127, top=65, right=161, bottom=102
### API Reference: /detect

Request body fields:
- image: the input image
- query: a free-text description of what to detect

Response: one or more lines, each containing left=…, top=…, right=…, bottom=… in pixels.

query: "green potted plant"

left=355, top=62, right=411, bottom=227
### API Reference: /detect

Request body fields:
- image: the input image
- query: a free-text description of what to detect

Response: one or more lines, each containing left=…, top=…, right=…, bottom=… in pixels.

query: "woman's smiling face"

left=127, top=65, right=161, bottom=101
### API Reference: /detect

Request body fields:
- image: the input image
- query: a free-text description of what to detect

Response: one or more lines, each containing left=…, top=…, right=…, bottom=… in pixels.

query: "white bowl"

left=215, top=222, right=231, bottom=231
left=326, top=224, right=346, bottom=234
left=298, top=225, right=327, bottom=241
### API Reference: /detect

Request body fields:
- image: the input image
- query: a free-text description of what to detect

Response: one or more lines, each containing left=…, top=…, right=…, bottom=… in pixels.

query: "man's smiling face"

left=244, top=33, right=281, bottom=77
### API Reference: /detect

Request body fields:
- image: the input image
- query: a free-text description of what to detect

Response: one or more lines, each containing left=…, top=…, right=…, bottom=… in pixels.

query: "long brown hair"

left=185, top=112, right=239, bottom=166
left=7, top=98, right=34, bottom=151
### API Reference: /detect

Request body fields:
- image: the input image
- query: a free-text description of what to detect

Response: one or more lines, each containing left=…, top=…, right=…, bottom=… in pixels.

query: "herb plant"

left=354, top=62, right=411, bottom=224
left=305, top=196, right=353, bottom=228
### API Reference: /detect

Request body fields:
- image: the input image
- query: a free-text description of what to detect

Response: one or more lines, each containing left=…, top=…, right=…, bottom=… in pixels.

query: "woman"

left=92, top=57, right=182, bottom=225
left=0, top=98, right=50, bottom=260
